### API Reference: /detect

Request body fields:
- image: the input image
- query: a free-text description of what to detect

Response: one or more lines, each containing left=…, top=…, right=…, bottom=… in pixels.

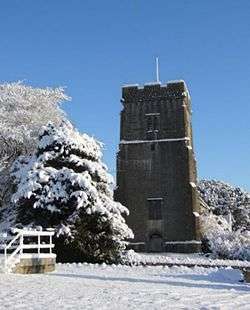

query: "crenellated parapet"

left=120, top=80, right=192, bottom=141
left=121, top=80, right=189, bottom=103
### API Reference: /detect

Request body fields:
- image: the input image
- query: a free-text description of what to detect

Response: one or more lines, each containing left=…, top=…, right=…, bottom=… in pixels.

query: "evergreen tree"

left=11, top=122, right=133, bottom=263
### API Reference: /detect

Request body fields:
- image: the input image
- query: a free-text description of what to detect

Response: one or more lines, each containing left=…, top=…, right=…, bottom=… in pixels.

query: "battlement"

left=122, top=80, right=188, bottom=99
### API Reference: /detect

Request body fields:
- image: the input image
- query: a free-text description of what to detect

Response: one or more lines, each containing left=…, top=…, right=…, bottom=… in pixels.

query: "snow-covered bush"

left=11, top=122, right=133, bottom=263
left=120, top=249, right=142, bottom=266
left=199, top=180, right=250, bottom=260
left=200, top=213, right=250, bottom=260
left=0, top=82, right=70, bottom=213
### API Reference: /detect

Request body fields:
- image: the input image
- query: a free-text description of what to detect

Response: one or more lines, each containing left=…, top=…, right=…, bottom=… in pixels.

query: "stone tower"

left=115, top=81, right=201, bottom=253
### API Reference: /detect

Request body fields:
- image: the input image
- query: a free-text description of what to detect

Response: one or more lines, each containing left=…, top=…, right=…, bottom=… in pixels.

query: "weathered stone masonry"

left=115, top=81, right=201, bottom=253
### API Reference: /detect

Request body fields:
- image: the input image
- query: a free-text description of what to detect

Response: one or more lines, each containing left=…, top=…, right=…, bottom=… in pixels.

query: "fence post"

left=49, top=235, right=52, bottom=254
left=4, top=246, right=7, bottom=271
left=20, top=233, right=23, bottom=255
left=38, top=234, right=40, bottom=255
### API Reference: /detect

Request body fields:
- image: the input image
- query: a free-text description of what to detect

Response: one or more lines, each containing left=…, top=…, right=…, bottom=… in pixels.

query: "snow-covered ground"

left=136, top=252, right=250, bottom=268
left=0, top=263, right=249, bottom=309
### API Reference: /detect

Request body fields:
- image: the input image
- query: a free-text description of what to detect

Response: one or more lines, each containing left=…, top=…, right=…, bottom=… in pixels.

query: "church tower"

left=115, top=80, right=201, bottom=252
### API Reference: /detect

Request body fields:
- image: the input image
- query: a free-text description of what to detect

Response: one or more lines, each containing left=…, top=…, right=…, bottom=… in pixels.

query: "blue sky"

left=0, top=1, right=249, bottom=190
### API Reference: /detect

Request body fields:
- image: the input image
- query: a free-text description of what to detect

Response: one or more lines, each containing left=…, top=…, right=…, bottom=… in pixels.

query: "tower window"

left=147, top=198, right=163, bottom=220
left=146, top=113, right=160, bottom=140
left=153, top=116, right=159, bottom=130
left=147, top=116, right=153, bottom=131
left=146, top=113, right=160, bottom=132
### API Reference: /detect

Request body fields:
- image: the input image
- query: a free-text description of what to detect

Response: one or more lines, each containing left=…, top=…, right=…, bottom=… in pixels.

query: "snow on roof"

left=122, top=80, right=189, bottom=91
left=122, top=84, right=139, bottom=88
left=167, top=79, right=185, bottom=84
left=144, top=82, right=162, bottom=86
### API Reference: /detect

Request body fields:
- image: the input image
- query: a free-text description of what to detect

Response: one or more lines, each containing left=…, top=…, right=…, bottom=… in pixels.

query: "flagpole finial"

left=156, top=57, right=160, bottom=83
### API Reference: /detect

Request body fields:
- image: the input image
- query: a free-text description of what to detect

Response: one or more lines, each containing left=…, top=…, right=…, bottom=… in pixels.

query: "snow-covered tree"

left=198, top=180, right=250, bottom=231
left=0, top=81, right=70, bottom=220
left=0, top=82, right=69, bottom=154
left=199, top=180, right=250, bottom=260
left=11, top=122, right=133, bottom=263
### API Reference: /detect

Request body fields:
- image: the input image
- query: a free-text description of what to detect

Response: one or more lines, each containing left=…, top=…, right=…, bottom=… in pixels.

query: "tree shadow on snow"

left=48, top=273, right=250, bottom=293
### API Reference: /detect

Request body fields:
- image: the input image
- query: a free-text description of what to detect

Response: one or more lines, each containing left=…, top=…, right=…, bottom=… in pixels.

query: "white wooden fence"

left=3, top=228, right=55, bottom=273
